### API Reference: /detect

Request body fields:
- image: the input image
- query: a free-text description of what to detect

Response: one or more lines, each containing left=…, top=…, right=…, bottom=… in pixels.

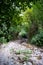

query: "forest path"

left=0, top=40, right=43, bottom=65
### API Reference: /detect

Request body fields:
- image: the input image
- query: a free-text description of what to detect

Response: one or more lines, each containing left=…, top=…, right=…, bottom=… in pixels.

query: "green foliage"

left=15, top=49, right=32, bottom=54
left=22, top=55, right=29, bottom=61
left=0, top=0, right=32, bottom=43
left=0, top=0, right=43, bottom=46
left=15, top=49, right=32, bottom=61
left=31, top=29, right=43, bottom=46
left=33, top=0, right=43, bottom=27
left=22, top=7, right=39, bottom=41
left=28, top=0, right=43, bottom=45
left=19, top=29, right=27, bottom=37
left=0, top=37, right=7, bottom=44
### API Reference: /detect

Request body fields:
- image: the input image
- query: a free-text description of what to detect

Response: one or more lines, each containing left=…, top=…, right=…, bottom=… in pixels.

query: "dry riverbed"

left=0, top=40, right=43, bottom=65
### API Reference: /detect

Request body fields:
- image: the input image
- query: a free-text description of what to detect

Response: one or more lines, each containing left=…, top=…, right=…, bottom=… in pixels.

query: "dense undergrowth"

left=0, top=0, right=43, bottom=47
left=31, top=29, right=43, bottom=46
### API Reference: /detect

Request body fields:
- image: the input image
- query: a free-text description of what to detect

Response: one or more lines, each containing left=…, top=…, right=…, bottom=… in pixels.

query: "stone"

left=40, top=49, right=43, bottom=53
left=38, top=63, right=43, bottom=65
left=26, top=62, right=32, bottom=65
left=37, top=55, right=42, bottom=60
left=0, top=40, right=43, bottom=65
left=23, top=62, right=26, bottom=65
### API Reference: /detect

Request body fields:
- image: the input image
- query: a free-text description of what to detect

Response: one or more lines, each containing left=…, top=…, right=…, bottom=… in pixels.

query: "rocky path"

left=0, top=40, right=43, bottom=65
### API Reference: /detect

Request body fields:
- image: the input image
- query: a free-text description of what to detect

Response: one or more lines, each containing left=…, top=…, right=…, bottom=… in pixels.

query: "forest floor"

left=0, top=40, right=43, bottom=65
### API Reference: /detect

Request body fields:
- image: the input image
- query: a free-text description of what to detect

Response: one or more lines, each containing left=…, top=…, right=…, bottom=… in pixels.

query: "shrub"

left=0, top=37, right=7, bottom=44
left=31, top=29, right=43, bottom=46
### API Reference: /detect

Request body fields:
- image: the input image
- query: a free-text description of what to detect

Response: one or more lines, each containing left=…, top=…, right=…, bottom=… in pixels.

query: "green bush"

left=31, top=30, right=43, bottom=46
left=19, top=29, right=27, bottom=36
left=0, top=37, right=7, bottom=44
